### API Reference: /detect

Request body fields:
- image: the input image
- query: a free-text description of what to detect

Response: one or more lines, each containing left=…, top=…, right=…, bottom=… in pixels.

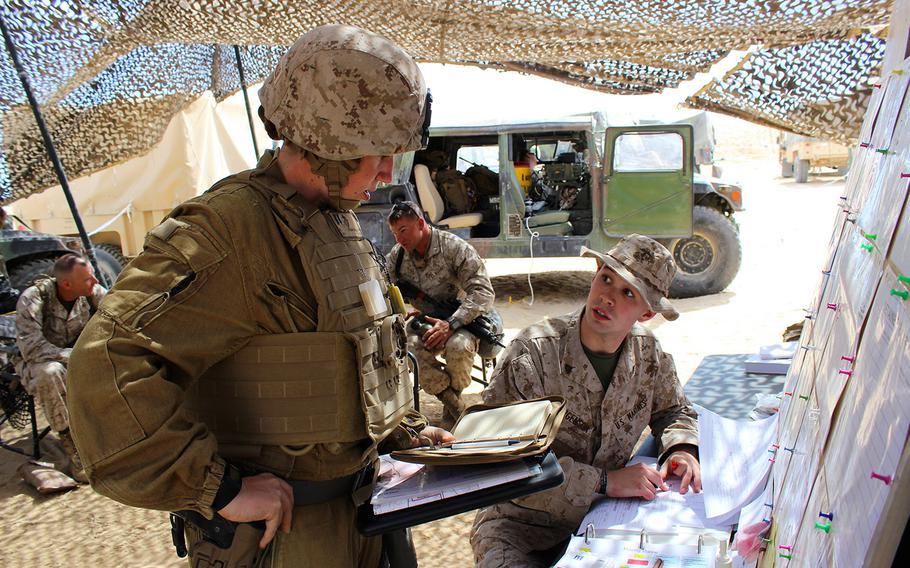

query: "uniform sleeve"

left=648, top=350, right=699, bottom=461
left=16, top=286, right=68, bottom=364
left=484, top=336, right=602, bottom=525
left=67, top=202, right=257, bottom=517
left=449, top=240, right=494, bottom=326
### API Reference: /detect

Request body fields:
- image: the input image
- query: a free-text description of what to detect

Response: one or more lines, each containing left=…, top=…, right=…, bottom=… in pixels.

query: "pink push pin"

left=827, top=302, right=838, bottom=310
left=902, top=173, right=910, bottom=178
left=779, top=545, right=793, bottom=551
left=871, top=472, right=892, bottom=485
left=841, top=355, right=855, bottom=363
left=872, top=83, right=882, bottom=88
left=860, top=142, right=870, bottom=148
left=838, top=369, right=853, bottom=378
left=769, top=457, right=776, bottom=463
left=772, top=443, right=780, bottom=449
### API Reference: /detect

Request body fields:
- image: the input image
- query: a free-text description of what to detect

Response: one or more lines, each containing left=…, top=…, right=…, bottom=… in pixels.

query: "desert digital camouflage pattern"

left=387, top=227, right=494, bottom=395
left=471, top=310, right=698, bottom=566
left=259, top=24, right=427, bottom=161
left=0, top=0, right=891, bottom=202
left=14, top=277, right=104, bottom=432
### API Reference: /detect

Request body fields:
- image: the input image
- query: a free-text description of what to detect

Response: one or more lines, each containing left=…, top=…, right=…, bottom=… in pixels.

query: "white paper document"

left=696, top=405, right=778, bottom=520
left=577, top=457, right=735, bottom=533
left=370, top=455, right=540, bottom=514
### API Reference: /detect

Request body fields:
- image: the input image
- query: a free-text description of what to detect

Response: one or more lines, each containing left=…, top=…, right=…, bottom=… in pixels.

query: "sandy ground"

left=0, top=118, right=844, bottom=567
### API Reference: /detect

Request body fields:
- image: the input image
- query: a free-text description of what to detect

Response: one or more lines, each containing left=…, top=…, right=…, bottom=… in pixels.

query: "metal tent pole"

left=0, top=14, right=109, bottom=287
left=233, top=45, right=260, bottom=161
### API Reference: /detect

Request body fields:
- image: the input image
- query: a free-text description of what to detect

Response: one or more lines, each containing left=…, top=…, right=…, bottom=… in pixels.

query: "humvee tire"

left=794, top=158, right=810, bottom=183
left=91, top=246, right=125, bottom=288
left=666, top=205, right=742, bottom=298
left=781, top=159, right=794, bottom=178
left=9, top=257, right=56, bottom=291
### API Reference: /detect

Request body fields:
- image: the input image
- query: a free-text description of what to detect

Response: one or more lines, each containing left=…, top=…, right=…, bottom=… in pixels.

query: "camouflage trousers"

left=407, top=329, right=478, bottom=395
left=186, top=494, right=382, bottom=568
left=21, top=361, right=69, bottom=432
left=471, top=504, right=575, bottom=568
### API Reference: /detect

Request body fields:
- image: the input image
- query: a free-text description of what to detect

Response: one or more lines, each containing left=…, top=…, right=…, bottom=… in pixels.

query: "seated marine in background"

left=386, top=201, right=496, bottom=428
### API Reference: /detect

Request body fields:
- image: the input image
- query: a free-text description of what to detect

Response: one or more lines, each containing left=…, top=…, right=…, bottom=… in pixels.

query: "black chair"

left=0, top=315, right=51, bottom=459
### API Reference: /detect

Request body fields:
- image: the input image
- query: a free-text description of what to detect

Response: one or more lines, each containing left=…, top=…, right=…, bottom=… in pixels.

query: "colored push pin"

left=768, top=457, right=776, bottom=463
left=826, top=302, right=838, bottom=310
left=778, top=545, right=792, bottom=551
left=772, top=443, right=780, bottom=449
left=762, top=517, right=772, bottom=524
left=815, top=522, right=831, bottom=533
left=819, top=511, right=834, bottom=521
left=784, top=391, right=793, bottom=396
left=768, top=447, right=778, bottom=454
left=779, top=553, right=793, bottom=560
left=798, top=394, right=809, bottom=400
left=861, top=243, right=874, bottom=252
left=890, top=289, right=909, bottom=300
left=860, top=142, right=870, bottom=148
left=871, top=472, right=893, bottom=485
left=783, top=446, right=795, bottom=453
left=876, top=148, right=891, bottom=155
left=898, top=275, right=910, bottom=284
left=838, top=369, right=853, bottom=378
left=863, top=232, right=877, bottom=241
left=893, top=69, right=906, bottom=75
left=872, top=83, right=882, bottom=88
left=765, top=503, right=774, bottom=508
left=901, top=173, right=910, bottom=179
left=841, top=355, right=855, bottom=363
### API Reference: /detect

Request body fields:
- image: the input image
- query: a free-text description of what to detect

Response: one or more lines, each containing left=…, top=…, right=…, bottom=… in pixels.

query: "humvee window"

left=457, top=145, right=499, bottom=173
left=613, top=132, right=684, bottom=172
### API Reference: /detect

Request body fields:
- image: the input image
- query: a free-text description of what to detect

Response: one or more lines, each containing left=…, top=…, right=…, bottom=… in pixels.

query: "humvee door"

left=602, top=125, right=693, bottom=238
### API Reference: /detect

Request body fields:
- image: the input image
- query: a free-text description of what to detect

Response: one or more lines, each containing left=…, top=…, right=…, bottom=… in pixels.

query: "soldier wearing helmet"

left=67, top=24, right=450, bottom=567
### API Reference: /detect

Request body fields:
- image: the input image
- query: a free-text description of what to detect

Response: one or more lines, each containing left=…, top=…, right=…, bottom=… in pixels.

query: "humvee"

left=357, top=113, right=743, bottom=298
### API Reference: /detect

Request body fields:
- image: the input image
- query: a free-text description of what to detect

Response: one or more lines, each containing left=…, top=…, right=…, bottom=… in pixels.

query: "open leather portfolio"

left=391, top=396, right=566, bottom=465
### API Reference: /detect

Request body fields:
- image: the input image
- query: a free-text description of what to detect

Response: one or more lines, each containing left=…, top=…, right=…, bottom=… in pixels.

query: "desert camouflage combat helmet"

left=259, top=24, right=431, bottom=209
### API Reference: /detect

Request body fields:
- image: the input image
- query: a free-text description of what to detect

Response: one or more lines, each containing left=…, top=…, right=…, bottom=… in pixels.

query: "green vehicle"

left=357, top=113, right=743, bottom=297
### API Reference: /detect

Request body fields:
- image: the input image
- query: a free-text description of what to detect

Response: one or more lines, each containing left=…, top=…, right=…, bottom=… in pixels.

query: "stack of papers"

left=743, top=342, right=797, bottom=375
left=555, top=536, right=714, bottom=568
left=370, top=455, right=541, bottom=514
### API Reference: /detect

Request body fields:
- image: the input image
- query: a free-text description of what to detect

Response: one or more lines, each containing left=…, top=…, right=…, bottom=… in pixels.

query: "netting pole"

left=0, top=15, right=109, bottom=287
left=233, top=45, right=260, bottom=161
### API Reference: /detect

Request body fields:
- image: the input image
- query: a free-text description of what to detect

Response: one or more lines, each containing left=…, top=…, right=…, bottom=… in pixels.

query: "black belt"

left=289, top=469, right=366, bottom=506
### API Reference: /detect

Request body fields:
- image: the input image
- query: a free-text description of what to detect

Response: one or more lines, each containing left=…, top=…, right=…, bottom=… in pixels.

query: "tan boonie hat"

left=581, top=234, right=679, bottom=321
left=259, top=24, right=429, bottom=161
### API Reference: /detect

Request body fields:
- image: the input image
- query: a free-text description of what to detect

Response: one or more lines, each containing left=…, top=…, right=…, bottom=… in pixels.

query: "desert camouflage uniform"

left=386, top=227, right=494, bottom=395
left=471, top=308, right=698, bottom=567
left=15, top=277, right=105, bottom=432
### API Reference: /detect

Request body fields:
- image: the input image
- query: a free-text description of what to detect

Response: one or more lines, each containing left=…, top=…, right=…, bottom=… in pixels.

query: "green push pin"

left=779, top=553, right=793, bottom=560
left=861, top=243, right=874, bottom=252
left=891, top=289, right=909, bottom=300
left=899, top=274, right=910, bottom=284
left=876, top=148, right=891, bottom=155
left=798, top=394, right=809, bottom=400
left=863, top=232, right=877, bottom=241
left=815, top=522, right=831, bottom=533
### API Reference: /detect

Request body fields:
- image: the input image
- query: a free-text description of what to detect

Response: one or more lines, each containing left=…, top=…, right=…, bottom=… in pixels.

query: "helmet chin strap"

left=303, top=150, right=362, bottom=210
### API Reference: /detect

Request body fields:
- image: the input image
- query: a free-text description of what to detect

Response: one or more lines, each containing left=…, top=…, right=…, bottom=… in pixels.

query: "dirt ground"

left=0, top=117, right=844, bottom=567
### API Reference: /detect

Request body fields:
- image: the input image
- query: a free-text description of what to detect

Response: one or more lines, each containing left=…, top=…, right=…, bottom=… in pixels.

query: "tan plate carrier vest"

left=186, top=170, right=413, bottom=454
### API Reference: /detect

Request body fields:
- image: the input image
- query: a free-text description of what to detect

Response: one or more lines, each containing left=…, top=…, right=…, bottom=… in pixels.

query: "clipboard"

left=356, top=451, right=564, bottom=536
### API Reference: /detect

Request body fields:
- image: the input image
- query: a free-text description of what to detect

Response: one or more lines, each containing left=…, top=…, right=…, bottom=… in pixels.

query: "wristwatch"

left=598, top=469, right=609, bottom=495
left=446, top=316, right=463, bottom=331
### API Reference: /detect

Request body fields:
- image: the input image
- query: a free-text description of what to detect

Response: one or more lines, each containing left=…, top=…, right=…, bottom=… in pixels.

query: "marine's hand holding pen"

left=659, top=451, right=702, bottom=495
left=411, top=425, right=456, bottom=448
left=606, top=462, right=669, bottom=500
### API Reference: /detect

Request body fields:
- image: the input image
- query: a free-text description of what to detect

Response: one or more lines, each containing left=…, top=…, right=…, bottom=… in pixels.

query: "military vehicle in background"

left=0, top=220, right=123, bottom=295
left=779, top=132, right=851, bottom=183
left=358, top=112, right=743, bottom=298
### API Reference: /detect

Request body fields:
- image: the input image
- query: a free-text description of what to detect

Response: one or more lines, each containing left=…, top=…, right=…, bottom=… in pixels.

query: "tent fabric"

left=686, top=32, right=887, bottom=144
left=0, top=0, right=893, bottom=202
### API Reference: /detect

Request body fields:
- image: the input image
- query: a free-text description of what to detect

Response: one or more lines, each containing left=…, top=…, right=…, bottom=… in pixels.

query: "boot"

left=436, top=388, right=466, bottom=431
left=58, top=429, right=89, bottom=484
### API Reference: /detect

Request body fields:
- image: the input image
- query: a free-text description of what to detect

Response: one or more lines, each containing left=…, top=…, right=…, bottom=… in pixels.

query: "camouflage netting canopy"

left=0, top=0, right=893, bottom=202
left=686, top=31, right=887, bottom=144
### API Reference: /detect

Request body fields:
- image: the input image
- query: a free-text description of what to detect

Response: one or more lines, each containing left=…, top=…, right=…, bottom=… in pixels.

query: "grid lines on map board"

left=0, top=0, right=892, bottom=202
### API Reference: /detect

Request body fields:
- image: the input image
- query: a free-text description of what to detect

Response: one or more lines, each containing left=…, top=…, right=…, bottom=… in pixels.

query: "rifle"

left=396, top=280, right=504, bottom=350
